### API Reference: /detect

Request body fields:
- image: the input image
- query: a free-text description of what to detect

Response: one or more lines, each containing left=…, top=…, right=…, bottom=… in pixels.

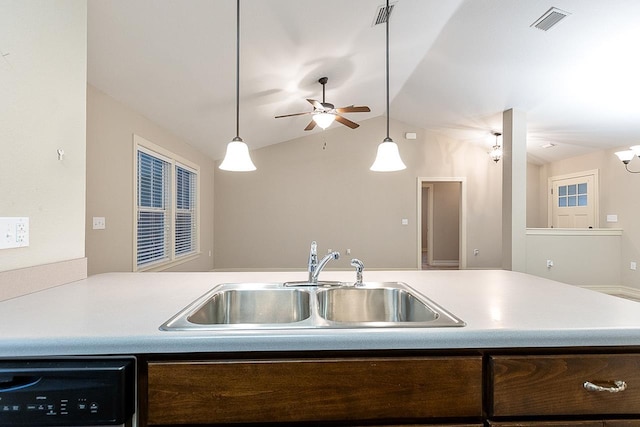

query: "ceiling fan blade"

left=275, top=111, right=312, bottom=119
left=335, top=105, right=371, bottom=113
left=307, top=99, right=323, bottom=110
left=304, top=120, right=317, bottom=131
left=335, top=115, right=359, bottom=129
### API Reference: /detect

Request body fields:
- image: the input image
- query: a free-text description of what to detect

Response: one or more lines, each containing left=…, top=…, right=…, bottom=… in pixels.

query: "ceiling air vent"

left=372, top=2, right=395, bottom=26
left=531, top=7, right=570, bottom=31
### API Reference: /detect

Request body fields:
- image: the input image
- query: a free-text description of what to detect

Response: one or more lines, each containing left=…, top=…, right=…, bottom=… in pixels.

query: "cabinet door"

left=147, top=357, right=482, bottom=425
left=489, top=354, right=640, bottom=417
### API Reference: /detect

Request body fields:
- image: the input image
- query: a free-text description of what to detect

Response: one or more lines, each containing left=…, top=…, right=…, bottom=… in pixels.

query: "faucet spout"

left=307, top=241, right=340, bottom=284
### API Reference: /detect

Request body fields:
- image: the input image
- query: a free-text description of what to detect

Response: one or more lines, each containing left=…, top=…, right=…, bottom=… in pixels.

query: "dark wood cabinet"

left=146, top=356, right=482, bottom=425
left=489, top=354, right=640, bottom=417
left=139, top=350, right=640, bottom=426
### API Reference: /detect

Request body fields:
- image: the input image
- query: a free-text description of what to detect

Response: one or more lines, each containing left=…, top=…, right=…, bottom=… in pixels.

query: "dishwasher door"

left=0, top=358, right=135, bottom=426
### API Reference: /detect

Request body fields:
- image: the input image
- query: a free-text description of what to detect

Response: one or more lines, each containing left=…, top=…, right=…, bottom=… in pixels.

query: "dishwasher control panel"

left=0, top=359, right=134, bottom=426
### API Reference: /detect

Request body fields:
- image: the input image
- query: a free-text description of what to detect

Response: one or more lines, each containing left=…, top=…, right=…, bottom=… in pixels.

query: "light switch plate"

left=0, top=217, right=29, bottom=249
left=607, top=214, right=618, bottom=223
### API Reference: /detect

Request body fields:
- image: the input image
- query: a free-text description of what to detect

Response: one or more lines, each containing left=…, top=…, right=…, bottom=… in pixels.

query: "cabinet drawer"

left=489, top=354, right=640, bottom=417
left=147, top=356, right=482, bottom=425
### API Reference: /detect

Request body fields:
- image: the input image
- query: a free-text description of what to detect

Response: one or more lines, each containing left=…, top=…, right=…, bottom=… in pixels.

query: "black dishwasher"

left=0, top=358, right=135, bottom=426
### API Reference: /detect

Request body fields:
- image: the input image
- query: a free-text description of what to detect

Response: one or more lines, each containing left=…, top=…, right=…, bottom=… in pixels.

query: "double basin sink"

left=160, top=281, right=465, bottom=330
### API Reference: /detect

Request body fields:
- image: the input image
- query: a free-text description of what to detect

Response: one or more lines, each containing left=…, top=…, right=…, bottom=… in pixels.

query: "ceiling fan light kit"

left=219, top=0, right=256, bottom=172
left=275, top=76, right=370, bottom=131
left=370, top=0, right=406, bottom=172
left=312, top=112, right=336, bottom=129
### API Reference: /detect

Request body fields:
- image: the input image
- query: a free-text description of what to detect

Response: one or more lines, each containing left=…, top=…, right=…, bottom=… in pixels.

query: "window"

left=134, top=136, right=199, bottom=270
left=558, top=182, right=588, bottom=208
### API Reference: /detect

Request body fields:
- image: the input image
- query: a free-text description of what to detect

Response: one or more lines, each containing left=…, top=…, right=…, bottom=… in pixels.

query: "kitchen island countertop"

left=1, top=269, right=640, bottom=357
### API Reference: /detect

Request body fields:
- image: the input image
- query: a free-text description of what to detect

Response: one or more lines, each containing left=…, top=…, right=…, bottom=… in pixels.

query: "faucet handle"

left=350, top=258, right=364, bottom=285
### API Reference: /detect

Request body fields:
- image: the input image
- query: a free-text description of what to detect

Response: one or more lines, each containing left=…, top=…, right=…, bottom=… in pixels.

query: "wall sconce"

left=488, top=132, right=502, bottom=163
left=615, top=145, right=640, bottom=173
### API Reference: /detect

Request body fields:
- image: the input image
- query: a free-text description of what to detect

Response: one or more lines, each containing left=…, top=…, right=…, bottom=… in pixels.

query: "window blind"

left=137, top=151, right=170, bottom=266
left=175, top=165, right=196, bottom=256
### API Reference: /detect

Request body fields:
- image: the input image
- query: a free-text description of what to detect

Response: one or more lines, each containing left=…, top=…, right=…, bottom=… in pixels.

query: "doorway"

left=417, top=177, right=467, bottom=269
left=547, top=169, right=599, bottom=228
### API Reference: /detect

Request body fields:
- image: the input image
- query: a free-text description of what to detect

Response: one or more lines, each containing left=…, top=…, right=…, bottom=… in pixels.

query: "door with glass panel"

left=548, top=171, right=598, bottom=228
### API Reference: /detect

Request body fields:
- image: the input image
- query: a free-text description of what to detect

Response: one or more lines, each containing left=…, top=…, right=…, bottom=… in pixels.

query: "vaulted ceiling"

left=88, top=0, right=640, bottom=164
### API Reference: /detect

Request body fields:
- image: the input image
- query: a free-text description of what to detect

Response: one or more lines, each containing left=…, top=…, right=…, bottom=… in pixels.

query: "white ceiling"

left=88, top=0, right=640, bottom=164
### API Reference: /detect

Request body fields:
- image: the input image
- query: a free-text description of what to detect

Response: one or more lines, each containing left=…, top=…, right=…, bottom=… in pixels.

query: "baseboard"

left=580, top=284, right=640, bottom=302
left=430, top=260, right=460, bottom=267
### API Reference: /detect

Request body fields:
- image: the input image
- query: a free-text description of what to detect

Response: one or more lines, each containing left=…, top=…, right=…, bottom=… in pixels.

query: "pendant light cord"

left=385, top=0, right=391, bottom=141
left=235, top=0, right=240, bottom=139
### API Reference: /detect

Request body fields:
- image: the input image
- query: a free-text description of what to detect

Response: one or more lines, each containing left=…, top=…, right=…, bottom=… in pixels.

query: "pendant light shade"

left=371, top=137, right=406, bottom=171
left=219, top=136, right=256, bottom=171
left=219, top=0, right=256, bottom=172
left=371, top=0, right=406, bottom=172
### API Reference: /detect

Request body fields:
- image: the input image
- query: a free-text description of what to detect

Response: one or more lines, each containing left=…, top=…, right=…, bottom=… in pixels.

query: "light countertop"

left=1, top=269, right=640, bottom=358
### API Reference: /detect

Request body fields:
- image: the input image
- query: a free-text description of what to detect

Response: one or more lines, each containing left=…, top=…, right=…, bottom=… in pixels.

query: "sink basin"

left=160, top=281, right=464, bottom=331
left=161, top=284, right=312, bottom=330
left=188, top=288, right=311, bottom=325
left=317, top=287, right=438, bottom=323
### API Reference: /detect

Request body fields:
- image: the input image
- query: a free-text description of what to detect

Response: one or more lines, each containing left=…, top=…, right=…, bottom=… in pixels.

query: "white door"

left=548, top=171, right=598, bottom=228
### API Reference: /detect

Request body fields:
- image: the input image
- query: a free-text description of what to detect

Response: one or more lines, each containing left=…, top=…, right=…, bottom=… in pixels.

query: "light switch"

left=607, top=214, right=618, bottom=223
left=0, top=217, right=29, bottom=249
left=401, top=218, right=409, bottom=226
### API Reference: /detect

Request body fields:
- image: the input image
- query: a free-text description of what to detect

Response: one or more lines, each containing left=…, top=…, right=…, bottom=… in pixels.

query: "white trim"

left=430, top=260, right=460, bottom=267
left=416, top=177, right=467, bottom=269
left=527, top=228, right=622, bottom=236
left=579, top=284, right=640, bottom=302
left=133, top=134, right=201, bottom=272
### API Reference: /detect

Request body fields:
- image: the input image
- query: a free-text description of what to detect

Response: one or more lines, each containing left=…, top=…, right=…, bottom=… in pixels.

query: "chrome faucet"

left=350, top=258, right=364, bottom=285
left=308, top=241, right=340, bottom=284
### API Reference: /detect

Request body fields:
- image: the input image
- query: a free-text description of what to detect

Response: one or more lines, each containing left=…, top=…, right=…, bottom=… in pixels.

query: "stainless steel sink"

left=317, top=287, right=438, bottom=323
left=160, top=281, right=464, bottom=331
left=161, top=283, right=312, bottom=330
left=188, top=288, right=311, bottom=325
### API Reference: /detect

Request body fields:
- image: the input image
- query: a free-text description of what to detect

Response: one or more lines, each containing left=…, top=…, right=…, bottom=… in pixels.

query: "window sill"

left=136, top=252, right=201, bottom=272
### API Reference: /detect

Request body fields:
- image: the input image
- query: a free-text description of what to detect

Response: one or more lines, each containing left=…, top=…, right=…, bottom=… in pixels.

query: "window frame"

left=133, top=135, right=200, bottom=271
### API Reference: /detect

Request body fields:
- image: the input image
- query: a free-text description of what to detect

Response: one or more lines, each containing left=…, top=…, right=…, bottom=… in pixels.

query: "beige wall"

left=432, top=182, right=460, bottom=262
left=86, top=85, right=215, bottom=274
left=538, top=146, right=640, bottom=289
left=214, top=116, right=502, bottom=270
left=0, top=1, right=86, bottom=275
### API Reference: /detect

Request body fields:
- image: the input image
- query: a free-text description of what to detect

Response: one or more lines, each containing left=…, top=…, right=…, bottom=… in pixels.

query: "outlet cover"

left=0, top=217, right=29, bottom=249
left=93, top=217, right=106, bottom=230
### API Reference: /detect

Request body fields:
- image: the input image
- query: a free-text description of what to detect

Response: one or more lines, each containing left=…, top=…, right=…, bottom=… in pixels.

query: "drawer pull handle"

left=583, top=380, right=627, bottom=393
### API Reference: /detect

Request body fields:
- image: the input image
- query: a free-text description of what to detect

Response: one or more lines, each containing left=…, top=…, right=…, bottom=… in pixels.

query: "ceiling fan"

left=275, top=77, right=371, bottom=131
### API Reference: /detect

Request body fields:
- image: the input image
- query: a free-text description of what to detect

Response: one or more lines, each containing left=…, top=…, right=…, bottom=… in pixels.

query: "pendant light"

left=370, top=0, right=406, bottom=172
left=488, top=131, right=503, bottom=163
left=219, top=0, right=256, bottom=172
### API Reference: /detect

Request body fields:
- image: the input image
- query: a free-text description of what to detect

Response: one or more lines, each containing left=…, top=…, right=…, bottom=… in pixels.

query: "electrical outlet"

left=546, top=259, right=554, bottom=268
left=631, top=261, right=637, bottom=271
left=92, top=217, right=106, bottom=230
left=0, top=217, right=29, bottom=249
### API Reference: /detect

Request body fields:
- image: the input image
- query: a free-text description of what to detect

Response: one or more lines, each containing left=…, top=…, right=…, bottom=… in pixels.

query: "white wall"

left=0, top=1, right=86, bottom=280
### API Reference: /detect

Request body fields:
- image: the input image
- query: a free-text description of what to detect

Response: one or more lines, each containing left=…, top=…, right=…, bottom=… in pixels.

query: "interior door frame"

left=416, top=177, right=467, bottom=269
